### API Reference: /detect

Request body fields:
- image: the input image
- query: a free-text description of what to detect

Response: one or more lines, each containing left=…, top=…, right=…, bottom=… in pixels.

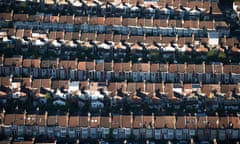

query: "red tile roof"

left=69, top=116, right=79, bottom=127
left=112, top=116, right=120, bottom=128
left=95, top=62, right=104, bottom=71
left=52, top=80, right=69, bottom=90
left=36, top=114, right=46, bottom=126
left=155, top=116, right=175, bottom=128
left=15, top=114, right=25, bottom=125
left=59, top=60, right=77, bottom=69
left=13, top=14, right=28, bottom=21
left=25, top=114, right=37, bottom=125
left=169, top=64, right=177, bottom=73
left=23, top=59, right=41, bottom=68
left=41, top=59, right=59, bottom=68
left=104, top=62, right=112, bottom=71
left=79, top=116, right=88, bottom=127
left=58, top=115, right=68, bottom=127
left=0, top=12, right=12, bottom=21
left=47, top=115, right=57, bottom=126
left=229, top=116, right=240, bottom=129
left=0, top=76, right=11, bottom=87
left=4, top=56, right=23, bottom=67
left=122, top=115, right=132, bottom=128
left=133, top=116, right=142, bottom=128
left=150, top=63, right=159, bottom=72
left=4, top=114, right=15, bottom=125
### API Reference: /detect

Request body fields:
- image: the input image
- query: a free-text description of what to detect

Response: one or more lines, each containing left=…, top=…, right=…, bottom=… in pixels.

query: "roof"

left=24, top=29, right=32, bottom=38
left=36, top=115, right=46, bottom=126
left=155, top=83, right=164, bottom=92
left=100, top=116, right=110, bottom=127
left=123, top=62, right=131, bottom=71
left=78, top=62, right=86, bottom=70
left=80, top=81, right=89, bottom=90
left=13, top=14, right=28, bottom=21
left=12, top=141, right=33, bottom=144
left=218, top=116, right=228, bottom=128
left=32, top=79, right=51, bottom=89
left=59, top=15, right=74, bottom=24
left=213, top=63, right=222, bottom=73
left=69, top=116, right=79, bottom=127
left=229, top=116, right=240, bottom=129
left=15, top=114, right=25, bottom=125
left=104, top=62, right=113, bottom=71
left=122, top=115, right=131, bottom=128
left=197, top=116, right=208, bottom=128
left=0, top=76, right=11, bottom=87
left=4, top=114, right=15, bottom=125
left=201, top=84, right=220, bottom=96
left=28, top=15, right=43, bottom=22
left=207, top=116, right=219, bottom=128
left=58, top=115, right=67, bottom=127
left=132, top=63, right=149, bottom=72
left=90, top=116, right=100, bottom=128
left=105, top=17, right=115, bottom=26
left=47, top=115, right=57, bottom=126
left=146, top=83, right=154, bottom=93
left=155, top=116, right=175, bottom=128
left=187, top=64, right=195, bottom=73
left=205, top=65, right=213, bottom=73
left=25, top=114, right=37, bottom=125
left=112, top=116, right=120, bottom=128
left=159, top=64, right=168, bottom=72
left=220, top=84, right=238, bottom=94
left=95, top=62, right=104, bottom=71
left=113, top=63, right=122, bottom=72
left=136, top=82, right=144, bottom=91
left=143, top=116, right=153, bottom=128
left=23, top=59, right=41, bottom=68
left=74, top=16, right=87, bottom=24
left=127, top=82, right=136, bottom=92
left=232, top=65, right=240, bottom=73
left=52, top=80, right=69, bottom=90
left=59, top=60, right=77, bottom=69
left=4, top=56, right=23, bottom=67
left=133, top=116, right=143, bottom=128
left=41, top=59, right=59, bottom=68
left=64, top=32, right=72, bottom=41
left=7, top=28, right=16, bottom=36
left=79, top=116, right=88, bottom=127
left=16, top=29, right=24, bottom=38
left=177, top=64, right=186, bottom=73
left=86, top=61, right=95, bottom=71
left=0, top=12, right=12, bottom=21
left=176, top=116, right=185, bottom=129
left=195, top=64, right=204, bottom=73
left=150, top=64, right=159, bottom=72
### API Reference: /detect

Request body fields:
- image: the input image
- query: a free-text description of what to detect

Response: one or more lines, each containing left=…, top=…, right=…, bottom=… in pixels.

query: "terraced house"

left=1, top=56, right=240, bottom=83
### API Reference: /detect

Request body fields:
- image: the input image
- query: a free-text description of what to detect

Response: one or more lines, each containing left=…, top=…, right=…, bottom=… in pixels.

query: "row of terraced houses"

left=0, top=112, right=240, bottom=140
left=1, top=56, right=240, bottom=83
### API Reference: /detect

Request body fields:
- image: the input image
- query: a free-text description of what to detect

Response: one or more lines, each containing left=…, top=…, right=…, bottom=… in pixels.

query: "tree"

left=207, top=50, right=217, bottom=61
left=44, top=93, right=51, bottom=99
left=207, top=50, right=215, bottom=57
left=218, top=51, right=227, bottom=59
